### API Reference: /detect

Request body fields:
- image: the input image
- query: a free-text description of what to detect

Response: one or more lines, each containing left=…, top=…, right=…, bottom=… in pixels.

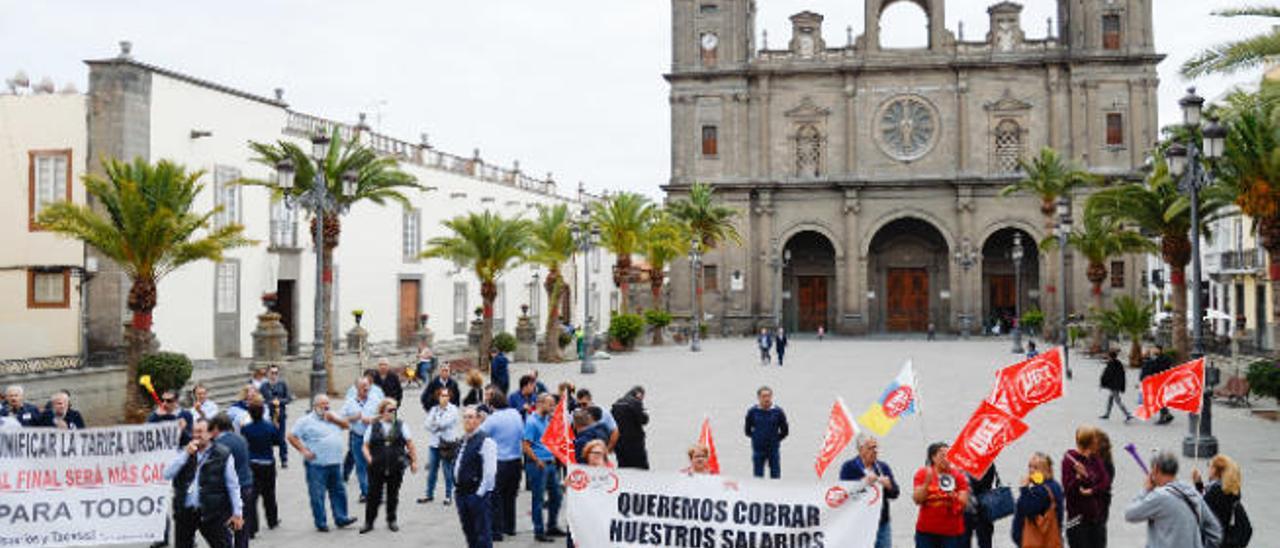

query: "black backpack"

left=1223, top=500, right=1252, bottom=548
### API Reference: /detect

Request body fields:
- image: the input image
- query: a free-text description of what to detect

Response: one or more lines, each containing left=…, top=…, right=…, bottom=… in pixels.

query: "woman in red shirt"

left=913, top=442, right=970, bottom=548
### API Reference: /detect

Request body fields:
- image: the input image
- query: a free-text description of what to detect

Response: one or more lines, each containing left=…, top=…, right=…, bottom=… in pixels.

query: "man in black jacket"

left=259, top=366, right=292, bottom=467
left=423, top=363, right=461, bottom=410
left=39, top=390, right=85, bottom=429
left=163, top=419, right=244, bottom=548
left=210, top=414, right=255, bottom=547
left=2, top=385, right=42, bottom=426
left=611, top=386, right=649, bottom=470
left=374, top=358, right=404, bottom=406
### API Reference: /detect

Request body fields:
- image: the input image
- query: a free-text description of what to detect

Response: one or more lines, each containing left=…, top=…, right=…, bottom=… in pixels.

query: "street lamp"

left=689, top=237, right=702, bottom=352
left=1057, top=195, right=1074, bottom=379
left=1011, top=232, right=1025, bottom=353
left=273, top=132, right=356, bottom=404
left=1168, top=87, right=1225, bottom=458
left=572, top=204, right=599, bottom=374
left=953, top=237, right=978, bottom=338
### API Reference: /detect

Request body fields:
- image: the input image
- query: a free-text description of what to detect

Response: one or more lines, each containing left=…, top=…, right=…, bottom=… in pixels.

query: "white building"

left=51, top=43, right=614, bottom=363
left=0, top=91, right=88, bottom=372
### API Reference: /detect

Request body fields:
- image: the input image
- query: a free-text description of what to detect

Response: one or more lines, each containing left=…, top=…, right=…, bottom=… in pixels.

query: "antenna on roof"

left=274, top=88, right=284, bottom=102
left=118, top=41, right=133, bottom=59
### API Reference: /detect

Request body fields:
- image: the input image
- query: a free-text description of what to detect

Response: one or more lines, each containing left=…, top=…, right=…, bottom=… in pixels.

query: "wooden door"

left=398, top=279, right=421, bottom=347
left=796, top=276, right=828, bottom=332
left=887, top=268, right=929, bottom=332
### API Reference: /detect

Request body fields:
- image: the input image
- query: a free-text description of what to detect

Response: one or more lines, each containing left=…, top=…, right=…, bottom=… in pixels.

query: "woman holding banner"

left=913, top=442, right=970, bottom=548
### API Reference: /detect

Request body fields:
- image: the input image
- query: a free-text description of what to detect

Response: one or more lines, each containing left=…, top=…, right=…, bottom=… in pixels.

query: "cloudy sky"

left=1, top=1, right=1271, bottom=198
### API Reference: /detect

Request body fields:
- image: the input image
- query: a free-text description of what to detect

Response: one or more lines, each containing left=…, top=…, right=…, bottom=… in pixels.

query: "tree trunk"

left=650, top=270, right=665, bottom=345
left=1129, top=336, right=1143, bottom=369
left=1170, top=265, right=1190, bottom=361
left=480, top=280, right=496, bottom=372
left=614, top=257, right=631, bottom=314
left=541, top=271, right=563, bottom=362
left=123, top=277, right=158, bottom=423
left=695, top=266, right=704, bottom=336
left=1041, top=207, right=1058, bottom=341
left=312, top=214, right=342, bottom=396
left=1087, top=261, right=1107, bottom=355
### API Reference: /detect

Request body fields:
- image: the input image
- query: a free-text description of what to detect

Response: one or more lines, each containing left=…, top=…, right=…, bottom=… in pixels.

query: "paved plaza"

left=138, top=337, right=1277, bottom=547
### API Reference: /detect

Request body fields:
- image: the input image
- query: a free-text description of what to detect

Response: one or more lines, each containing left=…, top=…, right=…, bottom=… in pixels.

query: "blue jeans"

left=525, top=460, right=563, bottom=535
left=425, top=446, right=456, bottom=499
left=456, top=492, right=492, bottom=548
left=752, top=445, right=781, bottom=479
left=304, top=463, right=349, bottom=529
left=914, top=532, right=963, bottom=548
left=344, top=432, right=369, bottom=496
left=875, top=522, right=892, bottom=548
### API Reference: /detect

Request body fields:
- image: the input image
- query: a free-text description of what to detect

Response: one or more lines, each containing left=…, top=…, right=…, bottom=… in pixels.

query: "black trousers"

left=1066, top=520, right=1107, bottom=548
left=249, top=462, right=278, bottom=530
left=490, top=459, right=521, bottom=536
left=366, top=465, right=406, bottom=525
left=174, top=506, right=231, bottom=548
left=234, top=486, right=253, bottom=548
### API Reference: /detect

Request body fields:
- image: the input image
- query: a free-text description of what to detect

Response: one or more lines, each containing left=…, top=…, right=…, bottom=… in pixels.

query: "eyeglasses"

left=162, top=397, right=177, bottom=403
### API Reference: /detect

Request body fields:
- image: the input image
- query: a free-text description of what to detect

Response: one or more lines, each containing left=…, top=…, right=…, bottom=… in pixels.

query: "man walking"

left=162, top=419, right=244, bottom=548
left=522, top=394, right=566, bottom=542
left=287, top=395, right=357, bottom=532
left=774, top=327, right=789, bottom=367
left=744, top=386, right=789, bottom=479
left=209, top=414, right=254, bottom=548
left=455, top=405, right=498, bottom=548
left=612, top=386, right=650, bottom=469
left=342, top=378, right=380, bottom=501
left=756, top=328, right=773, bottom=366
left=481, top=390, right=524, bottom=541
left=839, top=434, right=899, bottom=548
left=1124, top=450, right=1222, bottom=547
left=259, top=366, right=292, bottom=468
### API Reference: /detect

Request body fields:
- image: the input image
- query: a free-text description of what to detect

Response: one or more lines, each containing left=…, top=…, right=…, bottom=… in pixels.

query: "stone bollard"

left=515, top=313, right=536, bottom=362
left=347, top=324, right=368, bottom=360
left=252, top=312, right=287, bottom=364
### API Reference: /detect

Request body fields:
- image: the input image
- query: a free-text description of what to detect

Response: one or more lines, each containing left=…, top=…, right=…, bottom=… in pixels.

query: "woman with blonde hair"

left=461, top=369, right=486, bottom=407
left=684, top=444, right=712, bottom=475
left=1194, top=454, right=1251, bottom=547
left=1012, top=452, right=1064, bottom=547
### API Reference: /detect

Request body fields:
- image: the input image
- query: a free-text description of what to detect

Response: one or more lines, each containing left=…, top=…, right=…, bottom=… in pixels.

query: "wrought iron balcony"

left=1217, top=248, right=1263, bottom=274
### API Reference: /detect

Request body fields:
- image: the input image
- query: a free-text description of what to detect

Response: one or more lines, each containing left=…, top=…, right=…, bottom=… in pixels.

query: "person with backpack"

left=1012, top=452, right=1064, bottom=547
left=360, top=399, right=419, bottom=533
left=1193, top=455, right=1251, bottom=548
left=1124, top=450, right=1222, bottom=548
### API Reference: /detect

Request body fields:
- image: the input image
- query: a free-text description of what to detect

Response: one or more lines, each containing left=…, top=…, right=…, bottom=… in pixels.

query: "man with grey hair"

left=342, top=378, right=380, bottom=501
left=39, top=390, right=85, bottom=429
left=2, top=385, right=42, bottom=426
left=1124, top=450, right=1222, bottom=548
left=838, top=433, right=899, bottom=548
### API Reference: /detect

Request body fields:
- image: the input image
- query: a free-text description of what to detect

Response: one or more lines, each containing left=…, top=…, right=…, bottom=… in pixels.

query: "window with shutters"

left=1105, top=113, right=1124, bottom=146
left=216, top=262, right=239, bottom=314
left=28, top=150, right=72, bottom=231
left=270, top=200, right=298, bottom=248
left=213, top=166, right=241, bottom=228
left=1110, top=260, right=1125, bottom=288
left=494, top=283, right=507, bottom=332
left=453, top=282, right=468, bottom=334
left=795, top=124, right=822, bottom=177
left=402, top=208, right=422, bottom=262
left=701, top=125, right=719, bottom=157
left=1102, top=15, right=1122, bottom=50
left=27, top=268, right=69, bottom=309
left=994, top=119, right=1023, bottom=174
left=703, top=264, right=719, bottom=292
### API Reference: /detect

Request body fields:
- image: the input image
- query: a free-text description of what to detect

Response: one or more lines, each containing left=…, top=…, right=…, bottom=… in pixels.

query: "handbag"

left=1021, top=486, right=1063, bottom=548
left=976, top=470, right=1015, bottom=522
left=437, top=438, right=461, bottom=461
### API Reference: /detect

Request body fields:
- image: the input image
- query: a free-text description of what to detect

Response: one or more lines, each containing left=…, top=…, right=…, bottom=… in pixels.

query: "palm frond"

left=1181, top=27, right=1280, bottom=78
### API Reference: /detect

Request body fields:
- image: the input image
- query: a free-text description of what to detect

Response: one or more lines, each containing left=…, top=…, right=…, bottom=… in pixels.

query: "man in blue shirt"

left=163, top=419, right=244, bottom=548
left=240, top=402, right=281, bottom=532
left=287, top=395, right=357, bottom=532
left=744, top=386, right=789, bottom=479
left=522, top=394, right=566, bottom=541
left=480, top=390, right=523, bottom=541
left=838, top=434, right=900, bottom=548
left=209, top=414, right=254, bottom=548
left=489, top=348, right=510, bottom=395
left=507, top=375, right=538, bottom=420
left=341, top=378, right=381, bottom=500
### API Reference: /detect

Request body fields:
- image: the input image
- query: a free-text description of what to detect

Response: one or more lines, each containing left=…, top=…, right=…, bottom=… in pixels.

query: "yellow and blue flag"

left=857, top=360, right=918, bottom=436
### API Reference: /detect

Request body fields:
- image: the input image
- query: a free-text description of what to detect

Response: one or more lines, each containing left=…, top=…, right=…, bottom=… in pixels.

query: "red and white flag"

left=987, top=347, right=1064, bottom=419
left=814, top=398, right=859, bottom=479
left=697, top=416, right=721, bottom=475
left=1136, top=358, right=1205, bottom=420
left=948, top=401, right=1030, bottom=478
left=542, top=392, right=576, bottom=465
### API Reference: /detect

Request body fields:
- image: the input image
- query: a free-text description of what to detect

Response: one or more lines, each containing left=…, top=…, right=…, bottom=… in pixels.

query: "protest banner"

left=564, top=464, right=880, bottom=547
left=986, top=347, right=1064, bottom=419
left=1136, top=357, right=1205, bottom=420
left=0, top=423, right=181, bottom=547
left=947, top=401, right=1030, bottom=478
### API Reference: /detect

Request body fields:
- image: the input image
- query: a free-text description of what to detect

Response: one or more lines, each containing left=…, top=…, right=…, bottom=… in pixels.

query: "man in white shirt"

left=454, top=406, right=497, bottom=548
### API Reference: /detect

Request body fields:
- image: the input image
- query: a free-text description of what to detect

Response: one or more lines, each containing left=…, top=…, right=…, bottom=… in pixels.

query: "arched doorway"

left=782, top=231, right=836, bottom=332
left=868, top=218, right=950, bottom=332
left=981, top=228, right=1041, bottom=333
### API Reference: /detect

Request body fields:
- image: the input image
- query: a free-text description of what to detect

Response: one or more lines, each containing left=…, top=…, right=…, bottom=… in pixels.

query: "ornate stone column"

left=842, top=189, right=863, bottom=333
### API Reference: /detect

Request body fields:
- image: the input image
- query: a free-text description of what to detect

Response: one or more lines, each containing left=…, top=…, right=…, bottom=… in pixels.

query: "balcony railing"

left=1218, top=248, right=1263, bottom=273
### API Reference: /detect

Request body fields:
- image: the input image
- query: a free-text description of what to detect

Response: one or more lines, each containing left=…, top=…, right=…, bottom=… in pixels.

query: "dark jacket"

left=611, top=396, right=649, bottom=469
left=454, top=431, right=489, bottom=496
left=573, top=422, right=611, bottom=462
left=1100, top=358, right=1127, bottom=392
left=1012, top=479, right=1065, bottom=546
left=838, top=458, right=899, bottom=524
left=240, top=419, right=280, bottom=462
left=38, top=408, right=85, bottom=429
left=1140, top=353, right=1174, bottom=380
left=367, top=420, right=409, bottom=473
left=490, top=353, right=510, bottom=393
left=260, top=380, right=292, bottom=421
left=375, top=372, right=403, bottom=406
left=1062, top=449, right=1110, bottom=524
left=462, top=386, right=483, bottom=407
left=1, top=403, right=42, bottom=426
left=744, top=406, right=789, bottom=450
left=172, top=444, right=235, bottom=517
left=775, top=333, right=788, bottom=352
left=1196, top=480, right=1241, bottom=546
left=148, top=409, right=195, bottom=446
left=214, top=431, right=254, bottom=489
left=423, top=377, right=461, bottom=409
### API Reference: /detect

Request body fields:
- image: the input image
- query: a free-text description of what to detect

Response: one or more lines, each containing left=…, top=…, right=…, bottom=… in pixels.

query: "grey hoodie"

left=1123, top=480, right=1223, bottom=548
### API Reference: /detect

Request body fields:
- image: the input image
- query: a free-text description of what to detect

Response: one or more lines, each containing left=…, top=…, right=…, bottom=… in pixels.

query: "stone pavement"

left=134, top=337, right=1278, bottom=547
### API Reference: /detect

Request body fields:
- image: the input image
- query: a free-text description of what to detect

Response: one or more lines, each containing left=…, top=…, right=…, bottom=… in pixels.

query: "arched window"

left=994, top=119, right=1023, bottom=174
left=796, top=124, right=822, bottom=177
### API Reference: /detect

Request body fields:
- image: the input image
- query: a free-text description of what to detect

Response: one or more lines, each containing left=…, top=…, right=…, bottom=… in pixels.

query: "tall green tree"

left=38, top=158, right=254, bottom=422
left=1181, top=6, right=1280, bottom=78
left=668, top=183, right=742, bottom=328
left=1001, top=147, right=1098, bottom=338
left=1096, top=295, right=1156, bottom=368
left=527, top=204, right=576, bottom=362
left=1087, top=154, right=1229, bottom=360
left=591, top=192, right=653, bottom=314
left=1042, top=210, right=1156, bottom=354
left=245, top=127, right=422, bottom=394
left=641, top=210, right=691, bottom=344
left=423, top=211, right=531, bottom=370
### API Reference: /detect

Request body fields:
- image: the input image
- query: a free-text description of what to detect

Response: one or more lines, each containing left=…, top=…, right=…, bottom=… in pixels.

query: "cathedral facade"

left=664, top=0, right=1158, bottom=335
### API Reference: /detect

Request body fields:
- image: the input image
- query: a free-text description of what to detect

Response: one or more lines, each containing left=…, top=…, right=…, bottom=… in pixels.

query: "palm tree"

left=527, top=204, right=576, bottom=362
left=591, top=192, right=653, bottom=314
left=1041, top=211, right=1156, bottom=354
left=245, top=128, right=421, bottom=393
left=1181, top=7, right=1280, bottom=78
left=1001, top=147, right=1098, bottom=338
left=423, top=211, right=531, bottom=370
left=1087, top=155, right=1229, bottom=360
left=668, top=183, right=742, bottom=328
left=1096, top=295, right=1155, bottom=369
left=38, top=158, right=254, bottom=422
left=641, top=210, right=691, bottom=344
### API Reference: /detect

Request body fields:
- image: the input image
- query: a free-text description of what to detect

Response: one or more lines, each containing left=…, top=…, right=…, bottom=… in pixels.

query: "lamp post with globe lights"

left=571, top=204, right=600, bottom=374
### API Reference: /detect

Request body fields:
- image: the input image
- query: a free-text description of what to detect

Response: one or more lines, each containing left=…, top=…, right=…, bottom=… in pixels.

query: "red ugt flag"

left=948, top=401, right=1030, bottom=478
left=1136, top=358, right=1205, bottom=420
left=541, top=392, right=576, bottom=465
left=987, top=347, right=1064, bottom=419
left=814, top=398, right=859, bottom=479
left=697, top=416, right=721, bottom=475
